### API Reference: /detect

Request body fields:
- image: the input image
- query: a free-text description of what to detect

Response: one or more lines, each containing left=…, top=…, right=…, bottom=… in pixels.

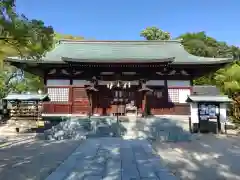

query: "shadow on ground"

left=0, top=116, right=129, bottom=180
left=86, top=117, right=127, bottom=138
left=0, top=136, right=175, bottom=180
left=0, top=139, right=82, bottom=180
left=135, top=116, right=192, bottom=142
left=2, top=115, right=240, bottom=180
left=134, top=115, right=240, bottom=180
left=46, top=138, right=177, bottom=180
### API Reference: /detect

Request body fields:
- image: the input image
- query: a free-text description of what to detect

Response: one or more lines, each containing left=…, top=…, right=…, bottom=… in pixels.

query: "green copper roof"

left=4, top=93, right=50, bottom=101
left=5, top=40, right=233, bottom=65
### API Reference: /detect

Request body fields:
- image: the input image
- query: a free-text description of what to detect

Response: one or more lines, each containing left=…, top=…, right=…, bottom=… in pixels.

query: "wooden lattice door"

left=71, top=87, right=90, bottom=114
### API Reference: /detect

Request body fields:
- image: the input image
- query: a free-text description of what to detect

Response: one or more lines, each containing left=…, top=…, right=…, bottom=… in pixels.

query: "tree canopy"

left=0, top=1, right=87, bottom=98
left=177, top=31, right=239, bottom=59
left=0, top=0, right=54, bottom=59
left=176, top=32, right=240, bottom=86
left=0, top=0, right=55, bottom=98
left=140, top=27, right=171, bottom=40
left=141, top=26, right=240, bottom=119
left=141, top=28, right=240, bottom=87
left=0, top=32, right=85, bottom=98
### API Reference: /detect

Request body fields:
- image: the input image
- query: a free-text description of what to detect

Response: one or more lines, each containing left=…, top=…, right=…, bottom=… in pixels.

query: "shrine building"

left=5, top=40, right=233, bottom=117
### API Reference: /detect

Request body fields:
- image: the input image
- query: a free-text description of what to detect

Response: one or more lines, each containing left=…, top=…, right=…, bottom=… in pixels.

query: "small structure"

left=187, top=86, right=232, bottom=133
left=4, top=93, right=50, bottom=132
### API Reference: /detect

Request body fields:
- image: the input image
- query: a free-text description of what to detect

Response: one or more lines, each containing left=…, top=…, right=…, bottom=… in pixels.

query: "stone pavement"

left=0, top=134, right=36, bottom=148
left=0, top=139, right=82, bottom=180
left=46, top=138, right=178, bottom=180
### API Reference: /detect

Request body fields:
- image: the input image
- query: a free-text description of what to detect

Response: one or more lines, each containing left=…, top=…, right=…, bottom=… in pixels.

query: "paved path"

left=0, top=139, right=81, bottom=180
left=152, top=134, right=240, bottom=180
left=0, top=135, right=36, bottom=148
left=46, top=138, right=178, bottom=180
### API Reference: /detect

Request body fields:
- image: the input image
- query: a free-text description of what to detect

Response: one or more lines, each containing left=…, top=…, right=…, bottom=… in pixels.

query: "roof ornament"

left=156, top=72, right=164, bottom=75
left=48, top=69, right=56, bottom=75
left=175, top=38, right=183, bottom=43
left=168, top=70, right=176, bottom=75
left=61, top=69, right=70, bottom=75
left=73, top=71, right=83, bottom=75
left=180, top=70, right=189, bottom=76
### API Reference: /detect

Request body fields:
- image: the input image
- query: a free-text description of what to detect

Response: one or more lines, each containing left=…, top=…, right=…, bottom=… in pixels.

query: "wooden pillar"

left=142, top=91, right=147, bottom=117
left=92, top=92, right=96, bottom=115
left=69, top=64, right=73, bottom=85
left=164, top=79, right=168, bottom=103
left=89, top=93, right=93, bottom=116
left=68, top=86, right=73, bottom=114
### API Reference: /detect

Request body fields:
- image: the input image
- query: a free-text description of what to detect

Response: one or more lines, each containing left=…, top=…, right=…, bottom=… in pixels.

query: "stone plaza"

left=45, top=137, right=178, bottom=180
left=43, top=116, right=186, bottom=180
left=1, top=115, right=240, bottom=180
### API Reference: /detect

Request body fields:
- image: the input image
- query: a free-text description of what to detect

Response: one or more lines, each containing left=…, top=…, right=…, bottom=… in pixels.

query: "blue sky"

left=16, top=0, right=239, bottom=46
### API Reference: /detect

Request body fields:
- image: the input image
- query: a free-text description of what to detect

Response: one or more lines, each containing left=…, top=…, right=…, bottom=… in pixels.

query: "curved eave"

left=61, top=57, right=175, bottom=63
left=5, top=56, right=233, bottom=65
left=186, top=95, right=232, bottom=103
left=4, top=94, right=50, bottom=101
left=173, top=57, right=233, bottom=65
left=5, top=57, right=66, bottom=64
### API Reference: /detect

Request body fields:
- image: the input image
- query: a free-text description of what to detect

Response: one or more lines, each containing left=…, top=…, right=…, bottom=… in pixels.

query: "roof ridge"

left=58, top=39, right=181, bottom=44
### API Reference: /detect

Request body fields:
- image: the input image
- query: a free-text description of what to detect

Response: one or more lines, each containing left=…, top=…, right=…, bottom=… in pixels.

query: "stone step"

left=124, top=116, right=193, bottom=142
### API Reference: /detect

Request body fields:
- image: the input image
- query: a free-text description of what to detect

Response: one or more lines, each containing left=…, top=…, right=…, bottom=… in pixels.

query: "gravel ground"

left=152, top=134, right=240, bottom=180
left=0, top=139, right=82, bottom=180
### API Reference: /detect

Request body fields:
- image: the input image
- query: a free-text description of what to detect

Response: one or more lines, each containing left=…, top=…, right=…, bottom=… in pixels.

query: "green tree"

left=142, top=26, right=240, bottom=119
left=177, top=31, right=239, bottom=86
left=0, top=0, right=54, bottom=59
left=0, top=0, right=55, bottom=98
left=178, top=32, right=216, bottom=57
left=214, top=62, right=240, bottom=94
left=229, top=45, right=240, bottom=60
left=214, top=62, right=240, bottom=119
left=178, top=31, right=235, bottom=58
left=0, top=32, right=86, bottom=98
left=140, top=27, right=171, bottom=40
